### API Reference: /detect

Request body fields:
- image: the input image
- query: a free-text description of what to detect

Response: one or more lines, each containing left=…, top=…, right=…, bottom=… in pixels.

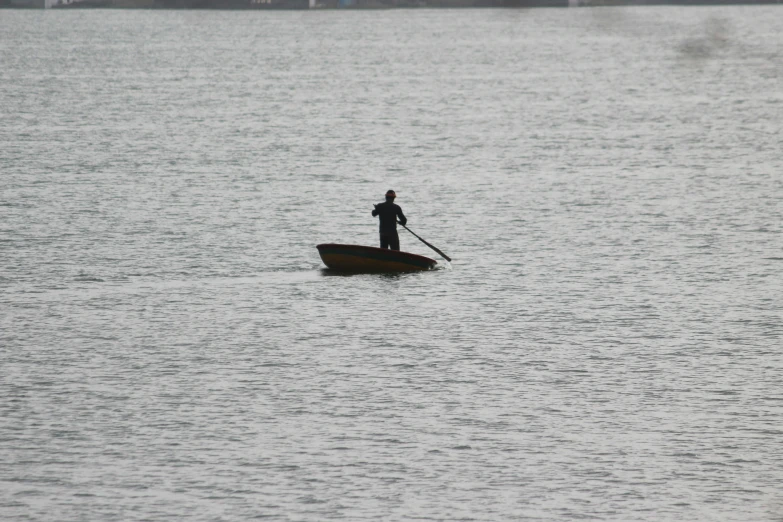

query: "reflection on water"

left=1, top=7, right=782, bottom=522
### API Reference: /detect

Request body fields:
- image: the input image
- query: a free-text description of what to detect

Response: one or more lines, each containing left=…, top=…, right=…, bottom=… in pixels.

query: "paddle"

left=398, top=222, right=451, bottom=262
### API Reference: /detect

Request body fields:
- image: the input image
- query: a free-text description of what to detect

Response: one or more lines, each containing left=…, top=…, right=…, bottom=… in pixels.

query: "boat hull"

left=317, top=243, right=437, bottom=272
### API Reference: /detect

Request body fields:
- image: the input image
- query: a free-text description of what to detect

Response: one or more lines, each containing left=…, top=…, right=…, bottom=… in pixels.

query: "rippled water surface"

left=1, top=7, right=782, bottom=521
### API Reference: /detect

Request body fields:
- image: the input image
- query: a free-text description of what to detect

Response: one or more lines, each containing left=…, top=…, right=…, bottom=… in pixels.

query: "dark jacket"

left=372, top=200, right=407, bottom=234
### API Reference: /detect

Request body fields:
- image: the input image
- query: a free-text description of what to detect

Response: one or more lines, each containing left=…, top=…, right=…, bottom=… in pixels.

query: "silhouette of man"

left=372, top=190, right=407, bottom=250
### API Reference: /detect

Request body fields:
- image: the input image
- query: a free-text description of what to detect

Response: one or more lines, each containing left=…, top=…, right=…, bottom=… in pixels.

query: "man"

left=372, top=190, right=407, bottom=250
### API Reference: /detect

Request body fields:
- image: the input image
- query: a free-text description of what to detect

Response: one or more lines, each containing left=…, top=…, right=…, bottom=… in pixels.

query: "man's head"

left=385, top=190, right=396, bottom=202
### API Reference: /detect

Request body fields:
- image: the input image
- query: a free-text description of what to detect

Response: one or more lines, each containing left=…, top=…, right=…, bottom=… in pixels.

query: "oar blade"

left=400, top=223, right=451, bottom=262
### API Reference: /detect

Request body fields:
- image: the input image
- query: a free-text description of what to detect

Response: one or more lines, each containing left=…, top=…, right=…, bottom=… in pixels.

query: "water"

left=1, top=7, right=782, bottom=521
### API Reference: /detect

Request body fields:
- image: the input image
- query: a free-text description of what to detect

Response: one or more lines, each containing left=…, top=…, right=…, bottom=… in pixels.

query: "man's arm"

left=396, top=206, right=407, bottom=226
left=372, top=204, right=378, bottom=217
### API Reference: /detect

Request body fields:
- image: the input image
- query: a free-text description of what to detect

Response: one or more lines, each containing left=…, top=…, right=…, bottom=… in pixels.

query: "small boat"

left=316, top=243, right=437, bottom=273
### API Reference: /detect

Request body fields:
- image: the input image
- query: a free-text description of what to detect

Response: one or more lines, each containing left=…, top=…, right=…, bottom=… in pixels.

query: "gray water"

left=1, top=7, right=782, bottom=521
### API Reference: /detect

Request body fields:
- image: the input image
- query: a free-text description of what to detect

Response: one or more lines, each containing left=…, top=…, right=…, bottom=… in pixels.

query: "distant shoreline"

left=3, top=0, right=781, bottom=8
